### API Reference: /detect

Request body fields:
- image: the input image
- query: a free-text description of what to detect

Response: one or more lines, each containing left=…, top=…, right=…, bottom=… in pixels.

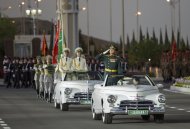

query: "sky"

left=1, top=0, right=190, bottom=43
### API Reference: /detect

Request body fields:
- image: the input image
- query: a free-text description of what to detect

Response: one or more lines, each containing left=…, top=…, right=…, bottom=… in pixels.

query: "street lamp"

left=136, top=0, right=142, bottom=43
left=121, top=0, right=125, bottom=58
left=86, top=0, right=90, bottom=55
left=19, top=1, right=26, bottom=34
left=166, top=0, right=181, bottom=36
left=26, top=9, right=42, bottom=37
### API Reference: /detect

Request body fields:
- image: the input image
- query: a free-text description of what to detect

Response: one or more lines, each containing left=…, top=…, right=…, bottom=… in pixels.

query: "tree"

left=159, top=28, right=163, bottom=45
left=152, top=28, right=158, bottom=44
left=146, top=28, right=149, bottom=40
left=139, top=25, right=144, bottom=42
left=186, top=36, right=189, bottom=49
left=177, top=29, right=180, bottom=49
left=126, top=34, right=130, bottom=50
left=164, top=26, right=170, bottom=50
left=0, top=18, right=16, bottom=56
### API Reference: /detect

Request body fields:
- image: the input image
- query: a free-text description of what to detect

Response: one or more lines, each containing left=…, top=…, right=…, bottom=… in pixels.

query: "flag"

left=58, top=28, right=67, bottom=61
left=41, top=33, right=48, bottom=56
left=171, top=40, right=177, bottom=61
left=52, top=21, right=60, bottom=64
left=58, top=30, right=63, bottom=61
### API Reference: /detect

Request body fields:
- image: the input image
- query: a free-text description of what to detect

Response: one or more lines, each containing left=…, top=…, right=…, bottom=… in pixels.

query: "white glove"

left=103, top=49, right=110, bottom=54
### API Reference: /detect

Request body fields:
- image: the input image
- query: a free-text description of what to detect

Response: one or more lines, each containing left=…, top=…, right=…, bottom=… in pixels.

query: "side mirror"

left=156, top=84, right=164, bottom=88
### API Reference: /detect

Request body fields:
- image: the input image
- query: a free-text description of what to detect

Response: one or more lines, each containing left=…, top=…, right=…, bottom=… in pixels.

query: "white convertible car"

left=91, top=75, right=166, bottom=124
left=54, top=71, right=103, bottom=111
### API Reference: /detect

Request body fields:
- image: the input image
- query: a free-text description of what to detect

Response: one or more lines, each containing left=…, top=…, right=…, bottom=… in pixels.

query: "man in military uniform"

left=3, top=57, right=12, bottom=88
left=22, top=58, right=29, bottom=88
left=96, top=45, right=123, bottom=78
left=44, top=55, right=55, bottom=103
left=13, top=58, right=21, bottom=88
left=39, top=57, right=46, bottom=99
left=72, top=47, right=88, bottom=71
left=57, top=48, right=73, bottom=80
left=34, top=56, right=41, bottom=97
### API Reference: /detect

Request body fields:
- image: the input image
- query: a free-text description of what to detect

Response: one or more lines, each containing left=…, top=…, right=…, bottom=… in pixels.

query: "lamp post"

left=166, top=0, right=181, bottom=37
left=110, top=0, right=112, bottom=44
left=86, top=0, right=90, bottom=55
left=136, top=0, right=142, bottom=43
left=35, top=0, right=42, bottom=34
left=26, top=8, right=42, bottom=37
left=121, top=0, right=125, bottom=58
left=19, top=1, right=25, bottom=34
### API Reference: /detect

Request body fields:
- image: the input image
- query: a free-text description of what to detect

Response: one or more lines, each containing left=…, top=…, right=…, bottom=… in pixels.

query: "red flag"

left=52, top=21, right=60, bottom=64
left=41, top=33, right=48, bottom=56
left=171, top=40, right=177, bottom=61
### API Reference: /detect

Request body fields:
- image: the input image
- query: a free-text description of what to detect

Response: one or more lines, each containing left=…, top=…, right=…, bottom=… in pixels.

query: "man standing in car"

left=96, top=45, right=123, bottom=78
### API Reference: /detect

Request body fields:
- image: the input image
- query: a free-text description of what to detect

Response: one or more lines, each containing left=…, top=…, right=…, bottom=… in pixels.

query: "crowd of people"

left=3, top=45, right=128, bottom=103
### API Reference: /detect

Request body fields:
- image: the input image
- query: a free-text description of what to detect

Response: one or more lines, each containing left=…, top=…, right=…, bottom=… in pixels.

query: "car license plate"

left=128, top=110, right=148, bottom=115
left=80, top=100, right=91, bottom=104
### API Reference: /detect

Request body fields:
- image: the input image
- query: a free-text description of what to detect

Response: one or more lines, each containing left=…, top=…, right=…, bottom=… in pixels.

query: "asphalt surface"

left=0, top=84, right=190, bottom=129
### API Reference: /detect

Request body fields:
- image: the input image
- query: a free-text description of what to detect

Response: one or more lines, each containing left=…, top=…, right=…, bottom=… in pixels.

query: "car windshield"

left=64, top=72, right=103, bottom=81
left=105, top=75, right=154, bottom=86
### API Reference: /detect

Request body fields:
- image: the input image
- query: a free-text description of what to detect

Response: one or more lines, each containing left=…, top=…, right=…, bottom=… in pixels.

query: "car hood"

left=103, top=84, right=157, bottom=92
left=60, top=80, right=103, bottom=91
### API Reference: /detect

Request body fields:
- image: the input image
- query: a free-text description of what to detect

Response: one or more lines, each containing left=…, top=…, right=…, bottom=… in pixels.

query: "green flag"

left=58, top=30, right=63, bottom=61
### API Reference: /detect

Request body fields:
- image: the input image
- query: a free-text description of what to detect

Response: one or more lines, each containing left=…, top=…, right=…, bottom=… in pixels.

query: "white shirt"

left=72, top=57, right=88, bottom=71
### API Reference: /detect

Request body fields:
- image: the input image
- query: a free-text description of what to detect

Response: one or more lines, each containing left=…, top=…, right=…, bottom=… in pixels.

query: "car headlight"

left=107, top=95, right=117, bottom=104
left=158, top=95, right=166, bottom=103
left=64, top=88, right=72, bottom=95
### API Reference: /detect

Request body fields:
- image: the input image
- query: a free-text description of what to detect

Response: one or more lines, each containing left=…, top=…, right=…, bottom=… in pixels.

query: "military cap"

left=63, top=48, right=70, bottom=52
left=36, top=56, right=41, bottom=60
left=41, top=56, right=46, bottom=61
left=75, top=47, right=83, bottom=53
left=46, top=55, right=52, bottom=61
left=110, top=45, right=117, bottom=50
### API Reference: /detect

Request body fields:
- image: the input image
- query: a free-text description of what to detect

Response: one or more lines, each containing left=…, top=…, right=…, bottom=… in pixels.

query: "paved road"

left=0, top=86, right=190, bottom=129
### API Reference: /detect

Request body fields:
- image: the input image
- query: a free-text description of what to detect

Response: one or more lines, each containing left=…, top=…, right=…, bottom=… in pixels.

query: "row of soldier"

left=3, top=45, right=125, bottom=102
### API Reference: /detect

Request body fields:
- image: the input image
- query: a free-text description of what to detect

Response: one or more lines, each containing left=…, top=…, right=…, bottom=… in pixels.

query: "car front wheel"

left=60, top=103, right=69, bottom=111
left=141, top=115, right=150, bottom=121
left=102, top=112, right=112, bottom=124
left=154, top=114, right=164, bottom=123
left=54, top=100, right=60, bottom=109
left=92, top=109, right=102, bottom=120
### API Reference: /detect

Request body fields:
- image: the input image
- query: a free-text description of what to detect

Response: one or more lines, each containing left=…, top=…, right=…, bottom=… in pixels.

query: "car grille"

left=120, top=100, right=154, bottom=109
left=74, top=92, right=92, bottom=100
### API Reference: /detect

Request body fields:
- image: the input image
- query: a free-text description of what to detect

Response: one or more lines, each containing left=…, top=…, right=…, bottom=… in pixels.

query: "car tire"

left=154, top=114, right=164, bottom=123
left=92, top=109, right=102, bottom=120
left=60, top=103, right=69, bottom=111
left=54, top=100, right=60, bottom=109
left=102, top=112, right=112, bottom=124
left=141, top=115, right=150, bottom=120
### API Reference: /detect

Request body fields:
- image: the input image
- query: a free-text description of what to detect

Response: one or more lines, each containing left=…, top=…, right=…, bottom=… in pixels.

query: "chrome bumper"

left=66, top=98, right=91, bottom=105
left=110, top=107, right=165, bottom=115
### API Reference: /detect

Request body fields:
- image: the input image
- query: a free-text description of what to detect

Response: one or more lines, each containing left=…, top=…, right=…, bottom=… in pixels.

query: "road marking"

left=169, top=107, right=176, bottom=109
left=187, top=111, right=190, bottom=113
left=178, top=108, right=185, bottom=111
left=1, top=124, right=8, bottom=126
left=0, top=121, right=5, bottom=124
left=3, top=127, right=11, bottom=129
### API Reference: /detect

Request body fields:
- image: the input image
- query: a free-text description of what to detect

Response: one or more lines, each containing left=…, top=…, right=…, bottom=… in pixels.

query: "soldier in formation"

left=44, top=55, right=55, bottom=103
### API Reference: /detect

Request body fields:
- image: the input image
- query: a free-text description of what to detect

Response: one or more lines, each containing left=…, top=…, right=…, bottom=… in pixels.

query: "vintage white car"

left=91, top=75, right=166, bottom=124
left=54, top=71, right=103, bottom=111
